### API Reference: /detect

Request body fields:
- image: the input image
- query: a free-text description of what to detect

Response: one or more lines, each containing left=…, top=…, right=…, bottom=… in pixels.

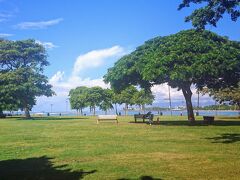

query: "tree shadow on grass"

left=118, top=175, right=162, bottom=180
left=205, top=133, right=240, bottom=144
left=0, top=156, right=96, bottom=180
left=129, top=120, right=240, bottom=126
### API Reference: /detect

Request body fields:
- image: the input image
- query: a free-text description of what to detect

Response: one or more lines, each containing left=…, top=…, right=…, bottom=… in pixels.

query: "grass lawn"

left=0, top=115, right=240, bottom=180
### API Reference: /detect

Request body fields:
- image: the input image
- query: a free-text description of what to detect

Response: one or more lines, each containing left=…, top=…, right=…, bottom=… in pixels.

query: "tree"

left=69, top=87, right=115, bottom=115
left=133, top=89, right=154, bottom=113
left=99, top=89, right=114, bottom=115
left=117, top=86, right=138, bottom=115
left=0, top=70, right=19, bottom=117
left=0, top=39, right=54, bottom=118
left=104, top=30, right=240, bottom=123
left=178, top=0, right=240, bottom=29
left=69, top=86, right=88, bottom=115
left=86, top=87, right=104, bottom=116
left=112, top=92, right=122, bottom=115
left=201, top=84, right=240, bottom=111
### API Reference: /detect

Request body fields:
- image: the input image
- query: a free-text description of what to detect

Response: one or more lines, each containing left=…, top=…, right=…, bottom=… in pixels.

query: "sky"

left=1, top=0, right=239, bottom=113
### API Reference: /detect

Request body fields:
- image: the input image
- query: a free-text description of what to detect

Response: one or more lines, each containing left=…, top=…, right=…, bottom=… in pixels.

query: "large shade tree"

left=178, top=0, right=240, bottom=29
left=0, top=39, right=54, bottom=118
left=104, top=30, right=240, bottom=123
left=0, top=70, right=20, bottom=117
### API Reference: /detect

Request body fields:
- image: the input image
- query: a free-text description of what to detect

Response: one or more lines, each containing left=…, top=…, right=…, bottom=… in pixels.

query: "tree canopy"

left=178, top=0, right=240, bottom=29
left=69, top=86, right=89, bottom=115
left=104, top=29, right=240, bottom=122
left=69, top=86, right=114, bottom=115
left=133, top=89, right=154, bottom=112
left=69, top=85, right=154, bottom=116
left=0, top=39, right=54, bottom=118
left=99, top=89, right=114, bottom=114
left=201, top=84, right=240, bottom=110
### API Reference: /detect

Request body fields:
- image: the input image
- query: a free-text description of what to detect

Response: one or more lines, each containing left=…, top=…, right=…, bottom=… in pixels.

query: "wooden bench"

left=203, top=116, right=214, bottom=124
left=97, top=115, right=118, bottom=124
left=134, top=113, right=154, bottom=124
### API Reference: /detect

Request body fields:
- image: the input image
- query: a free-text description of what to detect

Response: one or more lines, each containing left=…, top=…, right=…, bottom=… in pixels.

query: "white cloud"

left=16, top=18, right=63, bottom=29
left=72, top=46, right=124, bottom=76
left=48, top=46, right=125, bottom=98
left=35, top=40, right=58, bottom=49
left=49, top=71, right=64, bottom=85
left=0, top=33, right=13, bottom=38
left=151, top=83, right=214, bottom=106
left=151, top=84, right=183, bottom=102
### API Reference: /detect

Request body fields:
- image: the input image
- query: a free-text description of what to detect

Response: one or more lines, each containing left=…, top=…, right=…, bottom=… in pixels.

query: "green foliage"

left=178, top=0, right=240, bottom=29
left=69, top=86, right=115, bottom=115
left=68, top=85, right=154, bottom=115
left=201, top=84, right=240, bottom=109
left=117, top=85, right=138, bottom=106
left=195, top=104, right=237, bottom=110
left=0, top=39, right=48, bottom=72
left=0, top=39, right=54, bottom=118
left=99, top=89, right=114, bottom=114
left=0, top=71, right=20, bottom=112
left=104, top=29, right=240, bottom=121
left=113, top=85, right=154, bottom=115
left=133, top=89, right=154, bottom=110
left=86, top=87, right=105, bottom=110
left=105, top=30, right=240, bottom=91
left=69, top=86, right=88, bottom=114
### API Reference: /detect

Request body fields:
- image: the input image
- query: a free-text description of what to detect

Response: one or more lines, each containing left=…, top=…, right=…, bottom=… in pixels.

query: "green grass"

left=0, top=115, right=240, bottom=180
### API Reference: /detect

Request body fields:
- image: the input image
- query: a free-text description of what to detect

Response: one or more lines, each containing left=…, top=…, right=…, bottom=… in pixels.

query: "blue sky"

left=1, top=0, right=239, bottom=112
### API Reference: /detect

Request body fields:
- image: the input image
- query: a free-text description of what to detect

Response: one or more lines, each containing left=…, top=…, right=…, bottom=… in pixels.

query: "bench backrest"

left=98, top=115, right=117, bottom=119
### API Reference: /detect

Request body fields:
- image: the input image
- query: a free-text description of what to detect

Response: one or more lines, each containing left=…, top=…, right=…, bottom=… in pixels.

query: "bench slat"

left=97, top=115, right=118, bottom=124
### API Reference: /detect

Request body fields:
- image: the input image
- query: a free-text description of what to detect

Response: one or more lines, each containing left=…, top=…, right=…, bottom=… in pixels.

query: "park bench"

left=203, top=116, right=214, bottom=124
left=134, top=112, right=154, bottom=124
left=97, top=115, right=118, bottom=124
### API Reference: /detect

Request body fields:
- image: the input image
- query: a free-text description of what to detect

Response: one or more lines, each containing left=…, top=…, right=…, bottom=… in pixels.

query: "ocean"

left=33, top=110, right=240, bottom=117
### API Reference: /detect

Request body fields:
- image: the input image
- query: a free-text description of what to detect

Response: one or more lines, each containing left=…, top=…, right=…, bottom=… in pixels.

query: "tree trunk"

left=142, top=104, right=145, bottom=113
left=115, top=103, right=118, bottom=115
left=0, top=109, right=5, bottom=118
left=105, top=110, right=107, bottom=115
left=138, top=105, right=141, bottom=114
left=93, top=105, right=96, bottom=116
left=125, top=103, right=128, bottom=116
left=24, top=107, right=31, bottom=119
left=80, top=108, right=83, bottom=115
left=182, top=86, right=195, bottom=123
left=237, top=102, right=240, bottom=117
